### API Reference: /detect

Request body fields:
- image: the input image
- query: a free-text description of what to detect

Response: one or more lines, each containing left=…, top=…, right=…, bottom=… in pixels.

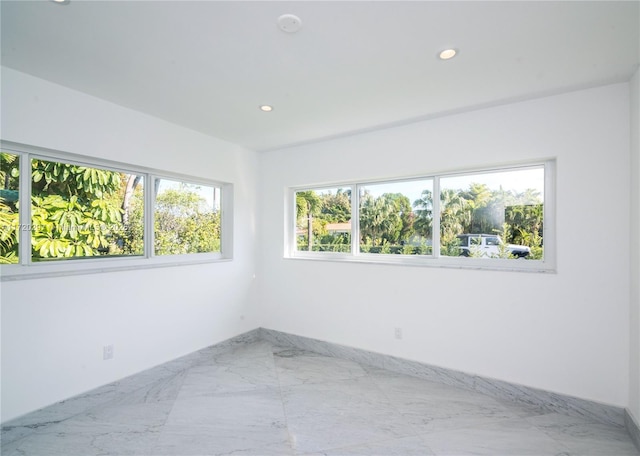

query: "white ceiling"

left=2, top=1, right=639, bottom=152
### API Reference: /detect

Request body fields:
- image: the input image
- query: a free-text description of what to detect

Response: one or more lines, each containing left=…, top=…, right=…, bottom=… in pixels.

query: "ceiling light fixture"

left=438, top=49, right=458, bottom=60
left=259, top=105, right=273, bottom=112
left=51, top=0, right=70, bottom=4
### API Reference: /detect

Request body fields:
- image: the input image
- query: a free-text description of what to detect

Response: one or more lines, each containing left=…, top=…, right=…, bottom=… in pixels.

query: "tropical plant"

left=28, top=160, right=125, bottom=259
left=296, top=190, right=322, bottom=251
left=318, top=189, right=351, bottom=223
left=154, top=186, right=220, bottom=255
left=359, top=192, right=413, bottom=247
left=0, top=153, right=19, bottom=263
left=439, top=189, right=471, bottom=255
left=413, top=189, right=433, bottom=238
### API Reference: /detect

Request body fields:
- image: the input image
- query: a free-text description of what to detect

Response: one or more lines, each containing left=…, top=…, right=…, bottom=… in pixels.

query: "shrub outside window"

left=154, top=179, right=221, bottom=255
left=29, top=158, right=144, bottom=261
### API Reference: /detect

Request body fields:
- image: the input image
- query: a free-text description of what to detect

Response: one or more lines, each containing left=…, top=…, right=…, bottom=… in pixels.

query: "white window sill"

left=0, top=254, right=231, bottom=281
left=286, top=253, right=556, bottom=274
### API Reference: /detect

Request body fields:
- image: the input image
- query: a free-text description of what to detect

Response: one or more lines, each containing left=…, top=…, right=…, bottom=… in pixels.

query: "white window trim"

left=0, top=141, right=233, bottom=281
left=288, top=160, right=556, bottom=273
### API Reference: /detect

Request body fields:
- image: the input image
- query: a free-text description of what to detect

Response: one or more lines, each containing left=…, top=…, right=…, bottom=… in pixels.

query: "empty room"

left=1, top=1, right=640, bottom=455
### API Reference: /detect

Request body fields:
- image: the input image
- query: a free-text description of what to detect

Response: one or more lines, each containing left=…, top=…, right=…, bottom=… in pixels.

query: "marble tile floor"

left=2, top=340, right=638, bottom=456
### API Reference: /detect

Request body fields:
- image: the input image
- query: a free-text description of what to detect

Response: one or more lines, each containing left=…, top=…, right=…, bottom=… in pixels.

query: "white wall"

left=0, top=67, right=260, bottom=422
left=258, top=83, right=631, bottom=408
left=630, top=67, right=640, bottom=422
left=1, top=67, right=634, bottom=421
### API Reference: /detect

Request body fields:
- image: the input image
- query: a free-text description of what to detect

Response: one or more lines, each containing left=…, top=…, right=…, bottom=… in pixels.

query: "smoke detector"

left=278, top=14, right=302, bottom=33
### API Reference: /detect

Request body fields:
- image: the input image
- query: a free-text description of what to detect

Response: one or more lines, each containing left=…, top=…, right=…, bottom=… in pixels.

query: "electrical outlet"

left=394, top=328, right=403, bottom=340
left=103, top=344, right=114, bottom=360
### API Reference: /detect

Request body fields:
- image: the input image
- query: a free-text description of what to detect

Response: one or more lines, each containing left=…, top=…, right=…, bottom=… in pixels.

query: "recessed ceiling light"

left=438, top=49, right=458, bottom=60
left=51, top=0, right=70, bottom=4
left=259, top=105, right=273, bottom=112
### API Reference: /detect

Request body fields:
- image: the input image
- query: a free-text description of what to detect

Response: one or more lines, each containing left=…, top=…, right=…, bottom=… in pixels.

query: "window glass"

left=0, top=143, right=231, bottom=277
left=486, top=236, right=500, bottom=246
left=30, top=158, right=144, bottom=261
left=154, top=178, right=220, bottom=255
left=295, top=188, right=351, bottom=252
left=359, top=179, right=433, bottom=255
left=0, top=152, right=20, bottom=264
left=439, top=167, right=544, bottom=259
left=290, top=163, right=551, bottom=270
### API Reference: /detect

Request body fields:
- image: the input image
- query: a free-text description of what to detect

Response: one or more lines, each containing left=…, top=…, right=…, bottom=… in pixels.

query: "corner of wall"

left=629, top=65, right=640, bottom=424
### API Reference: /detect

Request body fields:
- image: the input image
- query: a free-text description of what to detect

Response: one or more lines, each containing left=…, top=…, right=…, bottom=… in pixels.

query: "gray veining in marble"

left=300, top=435, right=436, bottom=456
left=282, top=376, right=414, bottom=454
left=627, top=409, right=640, bottom=453
left=2, top=328, right=638, bottom=455
left=0, top=329, right=261, bottom=446
left=260, top=327, right=626, bottom=428
left=526, top=412, right=639, bottom=455
left=419, top=418, right=569, bottom=456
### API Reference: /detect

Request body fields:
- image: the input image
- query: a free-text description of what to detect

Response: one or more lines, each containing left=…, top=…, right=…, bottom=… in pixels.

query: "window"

left=295, top=187, right=351, bottom=253
left=359, top=179, right=433, bottom=255
left=440, top=167, right=545, bottom=259
left=0, top=142, right=231, bottom=279
left=30, top=158, right=144, bottom=261
left=154, top=178, right=221, bottom=255
left=290, top=162, right=554, bottom=271
left=485, top=237, right=500, bottom=246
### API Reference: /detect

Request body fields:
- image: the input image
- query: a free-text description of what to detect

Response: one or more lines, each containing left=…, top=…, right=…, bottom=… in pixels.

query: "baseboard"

left=626, top=409, right=640, bottom=452
left=259, top=327, right=626, bottom=429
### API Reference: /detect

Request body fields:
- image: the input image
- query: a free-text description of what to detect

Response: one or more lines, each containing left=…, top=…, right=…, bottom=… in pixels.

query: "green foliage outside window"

left=0, top=152, right=221, bottom=264
left=153, top=185, right=221, bottom=255
left=296, top=181, right=544, bottom=259
left=0, top=153, right=19, bottom=264
left=296, top=189, right=351, bottom=252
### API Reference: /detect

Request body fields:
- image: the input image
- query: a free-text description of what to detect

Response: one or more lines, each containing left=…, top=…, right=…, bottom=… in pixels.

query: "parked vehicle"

left=456, top=234, right=531, bottom=258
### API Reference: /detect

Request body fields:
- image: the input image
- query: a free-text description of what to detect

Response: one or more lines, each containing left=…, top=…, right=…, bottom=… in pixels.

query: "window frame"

left=288, top=160, right=556, bottom=273
left=0, top=141, right=233, bottom=281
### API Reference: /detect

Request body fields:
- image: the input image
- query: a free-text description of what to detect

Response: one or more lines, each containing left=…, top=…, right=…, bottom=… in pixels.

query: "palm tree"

left=296, top=191, right=321, bottom=251
left=440, top=189, right=471, bottom=255
left=413, top=189, right=433, bottom=238
left=461, top=183, right=492, bottom=233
